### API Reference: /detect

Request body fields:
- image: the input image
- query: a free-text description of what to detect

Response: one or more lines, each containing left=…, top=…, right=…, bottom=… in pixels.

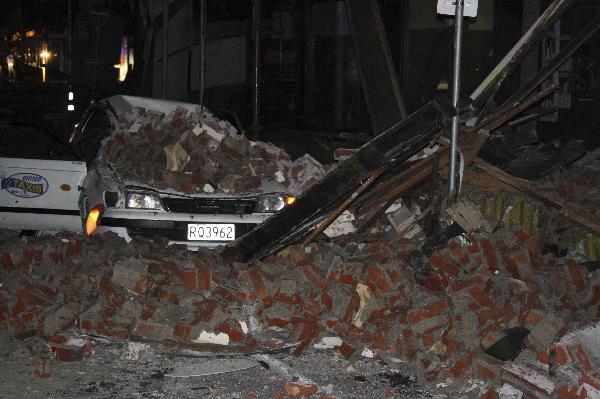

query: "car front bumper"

left=96, top=208, right=273, bottom=248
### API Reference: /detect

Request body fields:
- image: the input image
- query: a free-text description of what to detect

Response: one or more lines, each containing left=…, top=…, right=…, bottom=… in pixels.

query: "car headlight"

left=254, top=194, right=296, bottom=213
left=126, top=193, right=164, bottom=210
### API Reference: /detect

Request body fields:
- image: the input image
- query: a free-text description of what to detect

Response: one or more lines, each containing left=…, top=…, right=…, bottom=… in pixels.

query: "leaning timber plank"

left=353, top=86, right=557, bottom=230
left=489, top=13, right=600, bottom=121
left=222, top=102, right=446, bottom=263
left=470, top=0, right=575, bottom=107
left=473, top=157, right=600, bottom=234
left=302, top=166, right=385, bottom=246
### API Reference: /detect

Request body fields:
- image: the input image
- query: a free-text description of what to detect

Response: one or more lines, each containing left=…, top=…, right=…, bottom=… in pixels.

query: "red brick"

left=537, top=345, right=571, bottom=366
left=447, top=275, right=484, bottom=293
left=174, top=322, right=192, bottom=340
left=526, top=313, right=566, bottom=353
left=283, top=382, right=319, bottom=398
left=477, top=306, right=515, bottom=325
left=479, top=237, right=499, bottom=272
left=0, top=251, right=15, bottom=269
left=66, top=239, right=82, bottom=256
left=429, top=253, right=462, bottom=277
left=480, top=389, right=500, bottom=399
left=423, top=273, right=449, bottom=292
left=448, top=240, right=471, bottom=266
left=338, top=343, right=354, bottom=358
left=33, top=356, right=51, bottom=378
left=112, top=260, right=150, bottom=295
left=473, top=352, right=504, bottom=384
left=180, top=270, right=197, bottom=291
left=568, top=342, right=596, bottom=372
left=501, top=364, right=555, bottom=398
left=55, top=344, right=84, bottom=362
left=288, top=245, right=312, bottom=266
left=467, top=235, right=481, bottom=254
left=469, top=287, right=496, bottom=307
left=141, top=303, right=158, bottom=320
left=367, top=266, right=393, bottom=293
left=302, top=264, right=325, bottom=288
left=448, top=353, right=473, bottom=378
left=495, top=240, right=521, bottom=279
left=407, top=299, right=448, bottom=325
left=578, top=374, right=600, bottom=392
left=367, top=305, right=390, bottom=324
left=218, top=320, right=246, bottom=342
left=248, top=268, right=272, bottom=306
left=157, top=287, right=180, bottom=304
left=566, top=260, right=586, bottom=293
left=197, top=268, right=211, bottom=291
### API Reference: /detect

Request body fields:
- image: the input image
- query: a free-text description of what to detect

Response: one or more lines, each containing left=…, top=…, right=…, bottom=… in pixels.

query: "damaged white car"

left=69, top=95, right=308, bottom=248
left=0, top=96, right=330, bottom=246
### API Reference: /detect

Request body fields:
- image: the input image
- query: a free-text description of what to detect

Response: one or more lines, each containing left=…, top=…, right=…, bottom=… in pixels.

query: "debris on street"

left=2, top=0, right=600, bottom=398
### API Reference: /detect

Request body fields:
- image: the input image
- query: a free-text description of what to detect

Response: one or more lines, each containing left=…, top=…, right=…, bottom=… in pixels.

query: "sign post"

left=437, top=0, right=478, bottom=205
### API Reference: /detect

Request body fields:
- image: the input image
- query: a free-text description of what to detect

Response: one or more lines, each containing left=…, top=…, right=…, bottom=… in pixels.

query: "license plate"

left=187, top=223, right=235, bottom=241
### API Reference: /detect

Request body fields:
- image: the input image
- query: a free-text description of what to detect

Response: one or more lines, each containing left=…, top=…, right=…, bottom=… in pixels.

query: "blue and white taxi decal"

left=1, top=173, right=49, bottom=198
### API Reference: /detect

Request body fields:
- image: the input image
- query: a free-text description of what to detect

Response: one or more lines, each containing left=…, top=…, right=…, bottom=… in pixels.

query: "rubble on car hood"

left=101, top=96, right=328, bottom=196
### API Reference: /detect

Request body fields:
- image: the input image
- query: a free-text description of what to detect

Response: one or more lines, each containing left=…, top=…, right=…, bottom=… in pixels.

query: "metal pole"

left=448, top=0, right=464, bottom=206
left=162, top=0, right=168, bottom=99
left=251, top=0, right=262, bottom=139
left=199, top=0, right=207, bottom=109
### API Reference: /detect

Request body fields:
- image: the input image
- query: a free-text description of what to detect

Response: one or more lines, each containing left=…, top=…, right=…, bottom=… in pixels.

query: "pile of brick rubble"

left=103, top=106, right=328, bottom=196
left=1, top=225, right=600, bottom=398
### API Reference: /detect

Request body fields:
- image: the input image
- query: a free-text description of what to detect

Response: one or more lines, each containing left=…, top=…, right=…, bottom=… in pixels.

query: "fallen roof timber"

left=222, top=101, right=449, bottom=263
left=470, top=0, right=576, bottom=108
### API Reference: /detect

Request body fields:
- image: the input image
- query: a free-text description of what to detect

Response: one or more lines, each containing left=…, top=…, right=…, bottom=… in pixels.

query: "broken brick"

left=283, top=382, right=319, bottom=398
left=111, top=259, right=150, bottom=295
left=32, top=356, right=51, bottom=378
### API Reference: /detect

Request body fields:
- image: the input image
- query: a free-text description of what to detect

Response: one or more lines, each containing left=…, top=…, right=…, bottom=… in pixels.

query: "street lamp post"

left=40, top=49, right=50, bottom=83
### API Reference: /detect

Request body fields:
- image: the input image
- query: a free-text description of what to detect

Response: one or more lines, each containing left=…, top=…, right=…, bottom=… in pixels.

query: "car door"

left=0, top=120, right=87, bottom=232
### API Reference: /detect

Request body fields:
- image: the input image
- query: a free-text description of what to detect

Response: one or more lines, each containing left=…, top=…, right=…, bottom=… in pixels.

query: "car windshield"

left=74, top=106, right=114, bottom=165
left=0, top=119, right=79, bottom=161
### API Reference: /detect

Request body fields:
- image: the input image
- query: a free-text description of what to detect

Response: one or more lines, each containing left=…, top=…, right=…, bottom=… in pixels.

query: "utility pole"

left=448, top=0, right=464, bottom=205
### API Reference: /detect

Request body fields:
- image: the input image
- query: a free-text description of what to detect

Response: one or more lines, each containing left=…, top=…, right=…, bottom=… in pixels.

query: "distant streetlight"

left=40, top=49, right=50, bottom=82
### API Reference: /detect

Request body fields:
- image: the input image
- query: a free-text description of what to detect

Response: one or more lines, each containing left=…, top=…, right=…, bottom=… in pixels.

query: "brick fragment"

left=407, top=299, right=449, bottom=334
left=133, top=320, right=174, bottom=341
left=473, top=352, right=504, bottom=384
left=55, top=344, right=84, bottom=362
left=283, top=382, right=319, bottom=398
left=37, top=302, right=80, bottom=338
left=501, top=364, right=554, bottom=398
left=367, top=266, right=393, bottom=293
left=248, top=267, right=272, bottom=306
left=479, top=237, right=498, bottom=272
left=112, top=259, right=150, bottom=295
left=566, top=260, right=586, bottom=293
left=525, top=313, right=566, bottom=353
left=469, top=286, right=496, bottom=307
left=429, top=252, right=462, bottom=277
left=33, top=356, right=51, bottom=378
